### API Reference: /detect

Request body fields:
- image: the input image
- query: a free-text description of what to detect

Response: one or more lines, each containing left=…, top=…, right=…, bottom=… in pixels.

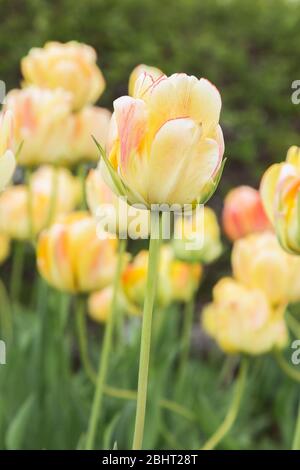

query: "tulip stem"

left=0, top=278, right=13, bottom=340
left=274, top=349, right=300, bottom=382
left=76, top=296, right=97, bottom=384
left=286, top=311, right=300, bottom=339
left=201, top=357, right=248, bottom=450
left=132, top=211, right=162, bottom=450
left=178, top=294, right=195, bottom=384
left=85, top=237, right=127, bottom=450
left=10, top=241, right=25, bottom=302
left=292, top=401, right=300, bottom=450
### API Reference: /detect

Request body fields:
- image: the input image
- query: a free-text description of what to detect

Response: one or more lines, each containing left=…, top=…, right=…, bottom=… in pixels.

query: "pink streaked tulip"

left=128, top=64, right=163, bottom=97
left=260, top=146, right=300, bottom=254
left=101, top=73, right=225, bottom=208
left=222, top=185, right=270, bottom=241
left=0, top=110, right=16, bottom=190
left=4, top=87, right=72, bottom=166
left=21, top=41, right=105, bottom=111
left=37, top=212, right=118, bottom=293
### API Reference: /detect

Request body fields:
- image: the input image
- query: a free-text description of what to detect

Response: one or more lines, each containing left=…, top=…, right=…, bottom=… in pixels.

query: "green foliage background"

left=1, top=0, right=300, bottom=193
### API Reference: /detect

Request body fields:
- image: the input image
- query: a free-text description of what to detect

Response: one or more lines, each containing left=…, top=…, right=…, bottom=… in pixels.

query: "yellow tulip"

left=122, top=245, right=201, bottom=309
left=0, top=165, right=81, bottom=240
left=0, top=232, right=10, bottom=265
left=128, top=64, right=163, bottom=97
left=173, top=206, right=222, bottom=263
left=86, top=167, right=150, bottom=238
left=101, top=73, right=224, bottom=208
left=21, top=41, right=105, bottom=111
left=222, top=185, right=270, bottom=241
left=231, top=232, right=293, bottom=306
left=260, top=146, right=300, bottom=254
left=88, top=285, right=139, bottom=323
left=202, top=277, right=288, bottom=355
left=69, top=106, right=111, bottom=163
left=0, top=110, right=15, bottom=190
left=37, top=212, right=118, bottom=293
left=4, top=87, right=72, bottom=166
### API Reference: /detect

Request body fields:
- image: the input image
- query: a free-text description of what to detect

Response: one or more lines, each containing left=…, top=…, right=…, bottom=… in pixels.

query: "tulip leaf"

left=5, top=394, right=35, bottom=450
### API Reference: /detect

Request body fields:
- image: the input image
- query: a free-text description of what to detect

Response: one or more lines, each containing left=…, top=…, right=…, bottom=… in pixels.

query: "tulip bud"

left=101, top=73, right=224, bottom=209
left=21, top=41, right=105, bottom=111
left=222, top=185, right=270, bottom=241
left=0, top=111, right=15, bottom=190
left=37, top=212, right=119, bottom=293
left=202, top=277, right=288, bottom=355
left=173, top=206, right=222, bottom=263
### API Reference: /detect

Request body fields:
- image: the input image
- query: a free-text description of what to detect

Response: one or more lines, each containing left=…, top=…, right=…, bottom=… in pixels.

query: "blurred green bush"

left=1, top=0, right=300, bottom=190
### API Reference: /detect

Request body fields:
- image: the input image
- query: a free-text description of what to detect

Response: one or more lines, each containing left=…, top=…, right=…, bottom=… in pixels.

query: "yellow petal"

left=0, top=150, right=16, bottom=191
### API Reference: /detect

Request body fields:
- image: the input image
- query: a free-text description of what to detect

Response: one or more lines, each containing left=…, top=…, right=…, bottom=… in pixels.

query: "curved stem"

left=85, top=237, right=127, bottom=450
left=104, top=385, right=196, bottom=422
left=132, top=212, right=162, bottom=450
left=201, top=357, right=248, bottom=450
left=76, top=296, right=97, bottom=384
left=292, top=402, right=300, bottom=450
left=274, top=349, right=300, bottom=383
left=178, top=294, right=195, bottom=383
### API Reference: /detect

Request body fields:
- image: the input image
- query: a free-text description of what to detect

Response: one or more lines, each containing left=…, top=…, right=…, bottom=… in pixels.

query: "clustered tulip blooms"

left=260, top=146, right=300, bottom=255
left=0, top=110, right=15, bottom=191
left=101, top=72, right=225, bottom=208
left=222, top=185, right=270, bottom=241
left=122, top=245, right=202, bottom=311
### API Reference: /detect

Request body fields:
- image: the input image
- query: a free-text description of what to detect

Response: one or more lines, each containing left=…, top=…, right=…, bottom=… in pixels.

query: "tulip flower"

left=222, top=185, right=270, bottom=241
left=37, top=212, right=118, bottom=293
left=122, top=245, right=201, bottom=309
left=202, top=277, right=288, bottom=355
left=260, top=146, right=300, bottom=254
left=173, top=206, right=222, bottom=263
left=87, top=285, right=139, bottom=323
left=0, top=232, right=10, bottom=265
left=0, top=165, right=81, bottom=240
left=69, top=106, right=111, bottom=163
left=86, top=167, right=150, bottom=238
left=4, top=87, right=72, bottom=166
left=100, top=72, right=224, bottom=209
left=128, top=64, right=163, bottom=97
left=232, top=231, right=293, bottom=306
left=21, top=41, right=105, bottom=111
left=0, top=111, right=15, bottom=190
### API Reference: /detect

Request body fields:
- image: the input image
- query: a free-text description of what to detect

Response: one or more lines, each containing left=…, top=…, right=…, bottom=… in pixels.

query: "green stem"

left=201, top=357, right=248, bottom=450
left=9, top=241, right=25, bottom=302
left=76, top=296, right=97, bottom=384
left=132, top=211, right=162, bottom=450
left=274, top=349, right=300, bottom=382
left=292, top=402, right=300, bottom=450
left=85, top=237, right=127, bottom=450
left=178, top=294, right=195, bottom=382
left=0, top=278, right=13, bottom=340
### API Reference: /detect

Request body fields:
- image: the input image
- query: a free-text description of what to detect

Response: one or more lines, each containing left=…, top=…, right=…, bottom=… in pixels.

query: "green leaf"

left=5, top=395, right=35, bottom=450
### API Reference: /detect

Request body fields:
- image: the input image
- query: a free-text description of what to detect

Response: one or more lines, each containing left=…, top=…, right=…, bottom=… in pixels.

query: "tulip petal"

left=0, top=150, right=16, bottom=191
left=260, top=163, right=283, bottom=223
